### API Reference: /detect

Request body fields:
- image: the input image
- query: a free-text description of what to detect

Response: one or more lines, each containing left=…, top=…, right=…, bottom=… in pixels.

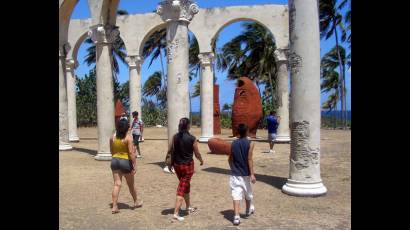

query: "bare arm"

left=127, top=135, right=137, bottom=170
left=248, top=142, right=256, bottom=183
left=110, top=137, right=114, bottom=156
left=193, top=141, right=204, bottom=165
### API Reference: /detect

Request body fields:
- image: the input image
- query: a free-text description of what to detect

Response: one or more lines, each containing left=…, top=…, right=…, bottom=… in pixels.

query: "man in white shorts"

left=228, top=124, right=256, bottom=226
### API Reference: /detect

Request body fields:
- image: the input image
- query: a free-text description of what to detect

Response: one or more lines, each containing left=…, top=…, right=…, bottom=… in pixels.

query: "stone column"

left=274, top=48, right=290, bottom=143
left=65, top=59, right=80, bottom=142
left=198, top=52, right=214, bottom=143
left=282, top=0, right=327, bottom=196
left=126, top=55, right=143, bottom=119
left=59, top=44, right=73, bottom=151
left=88, top=25, right=119, bottom=160
left=157, top=0, right=199, bottom=144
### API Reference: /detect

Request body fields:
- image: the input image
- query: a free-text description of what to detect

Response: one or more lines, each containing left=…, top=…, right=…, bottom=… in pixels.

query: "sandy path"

left=59, top=127, right=351, bottom=229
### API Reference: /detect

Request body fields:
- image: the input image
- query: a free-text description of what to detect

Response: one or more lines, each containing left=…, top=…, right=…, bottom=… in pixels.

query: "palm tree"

left=142, top=28, right=167, bottom=87
left=216, top=22, right=277, bottom=107
left=83, top=10, right=128, bottom=79
left=319, top=0, right=348, bottom=129
left=321, top=45, right=347, bottom=127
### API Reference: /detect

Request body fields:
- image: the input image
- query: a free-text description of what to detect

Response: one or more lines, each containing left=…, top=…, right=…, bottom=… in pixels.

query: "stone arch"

left=211, top=17, right=277, bottom=47
left=59, top=0, right=80, bottom=46
left=137, top=23, right=167, bottom=58
left=68, top=28, right=129, bottom=66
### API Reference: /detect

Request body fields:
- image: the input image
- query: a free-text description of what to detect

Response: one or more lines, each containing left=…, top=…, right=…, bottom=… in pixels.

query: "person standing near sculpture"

left=110, top=119, right=143, bottom=214
left=168, top=117, right=204, bottom=221
left=131, top=111, right=144, bottom=158
left=228, top=124, right=256, bottom=226
left=266, top=111, right=280, bottom=154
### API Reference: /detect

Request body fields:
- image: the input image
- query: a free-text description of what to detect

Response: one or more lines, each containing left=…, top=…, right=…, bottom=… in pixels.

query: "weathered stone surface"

left=208, top=138, right=231, bottom=155
left=213, top=84, right=221, bottom=135
left=231, top=77, right=263, bottom=138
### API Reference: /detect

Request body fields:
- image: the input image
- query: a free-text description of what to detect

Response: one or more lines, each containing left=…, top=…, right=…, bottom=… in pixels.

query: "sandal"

left=112, top=209, right=120, bottom=214
left=187, top=207, right=198, bottom=214
left=133, top=200, right=143, bottom=209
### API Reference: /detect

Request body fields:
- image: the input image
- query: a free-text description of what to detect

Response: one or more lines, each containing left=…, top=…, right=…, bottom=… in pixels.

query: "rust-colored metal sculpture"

left=114, top=100, right=125, bottom=126
left=214, top=84, right=221, bottom=135
left=231, top=77, right=263, bottom=138
left=208, top=138, right=231, bottom=155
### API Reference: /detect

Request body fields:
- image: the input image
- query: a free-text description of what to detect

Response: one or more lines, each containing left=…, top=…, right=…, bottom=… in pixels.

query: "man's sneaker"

left=246, top=205, right=255, bottom=216
left=233, top=216, right=240, bottom=225
left=137, top=155, right=142, bottom=158
left=269, top=150, right=275, bottom=154
left=173, top=214, right=184, bottom=221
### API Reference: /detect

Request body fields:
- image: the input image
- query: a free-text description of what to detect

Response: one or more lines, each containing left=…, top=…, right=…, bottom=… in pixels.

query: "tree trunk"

left=268, top=71, right=276, bottom=109
left=333, top=19, right=346, bottom=129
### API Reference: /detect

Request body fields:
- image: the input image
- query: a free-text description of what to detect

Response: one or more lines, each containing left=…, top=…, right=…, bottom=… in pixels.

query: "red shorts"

left=173, top=161, right=194, bottom=196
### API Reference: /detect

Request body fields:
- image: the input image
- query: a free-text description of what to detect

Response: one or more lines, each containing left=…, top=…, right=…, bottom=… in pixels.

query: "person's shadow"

left=109, top=202, right=133, bottom=210
left=161, top=208, right=188, bottom=217
left=220, top=209, right=247, bottom=222
left=201, top=167, right=287, bottom=190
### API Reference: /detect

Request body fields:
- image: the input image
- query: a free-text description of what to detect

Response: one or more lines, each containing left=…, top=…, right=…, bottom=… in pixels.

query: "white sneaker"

left=233, top=216, right=240, bottom=225
left=173, top=214, right=184, bottom=221
left=269, top=150, right=275, bottom=154
left=246, top=205, right=255, bottom=216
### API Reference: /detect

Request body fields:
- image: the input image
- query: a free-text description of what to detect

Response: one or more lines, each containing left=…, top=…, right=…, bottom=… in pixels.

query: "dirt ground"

left=59, top=127, right=351, bottom=230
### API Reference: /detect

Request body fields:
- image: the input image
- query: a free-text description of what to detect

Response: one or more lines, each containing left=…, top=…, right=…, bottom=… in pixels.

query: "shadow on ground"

left=73, top=147, right=97, bottom=156
left=202, top=167, right=287, bottom=190
left=109, top=202, right=133, bottom=210
left=220, top=209, right=247, bottom=222
left=148, top=161, right=166, bottom=169
left=161, top=208, right=187, bottom=217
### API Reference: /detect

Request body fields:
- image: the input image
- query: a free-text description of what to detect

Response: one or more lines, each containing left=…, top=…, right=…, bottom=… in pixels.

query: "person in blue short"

left=266, top=111, right=280, bottom=154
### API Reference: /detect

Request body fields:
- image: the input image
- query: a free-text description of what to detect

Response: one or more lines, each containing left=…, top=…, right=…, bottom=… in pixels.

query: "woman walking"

left=110, top=119, right=143, bottom=214
left=168, top=117, right=204, bottom=221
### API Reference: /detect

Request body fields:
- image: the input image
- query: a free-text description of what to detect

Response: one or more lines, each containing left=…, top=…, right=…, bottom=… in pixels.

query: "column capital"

left=65, top=59, right=78, bottom=71
left=274, top=48, right=289, bottom=63
left=88, top=25, right=120, bottom=44
left=59, top=42, right=71, bottom=58
left=198, top=52, right=214, bottom=67
left=125, top=55, right=143, bottom=69
left=157, top=0, right=199, bottom=23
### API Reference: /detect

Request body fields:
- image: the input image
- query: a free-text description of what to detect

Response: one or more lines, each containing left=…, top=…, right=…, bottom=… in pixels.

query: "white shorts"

left=229, top=175, right=253, bottom=201
left=268, top=133, right=277, bottom=142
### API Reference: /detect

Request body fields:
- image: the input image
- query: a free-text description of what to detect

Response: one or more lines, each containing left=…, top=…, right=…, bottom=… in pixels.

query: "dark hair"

left=116, top=119, right=129, bottom=139
left=237, top=123, right=248, bottom=138
left=132, top=111, right=138, bottom=117
left=270, top=111, right=276, bottom=115
left=178, top=117, right=190, bottom=134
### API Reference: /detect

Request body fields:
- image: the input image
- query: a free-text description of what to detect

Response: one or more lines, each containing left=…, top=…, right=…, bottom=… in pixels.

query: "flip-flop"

left=112, top=209, right=120, bottom=214
left=133, top=200, right=143, bottom=209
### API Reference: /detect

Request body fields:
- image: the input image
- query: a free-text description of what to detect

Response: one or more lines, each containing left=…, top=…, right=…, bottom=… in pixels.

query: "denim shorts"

left=111, top=157, right=133, bottom=173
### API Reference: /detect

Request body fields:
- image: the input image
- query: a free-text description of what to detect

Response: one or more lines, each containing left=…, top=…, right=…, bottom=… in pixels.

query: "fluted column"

left=65, top=59, right=80, bottom=142
left=157, top=0, right=199, bottom=144
left=198, top=52, right=214, bottom=143
left=274, top=48, right=290, bottom=143
left=126, top=55, right=142, bottom=120
left=88, top=25, right=119, bottom=160
left=282, top=0, right=327, bottom=196
left=59, top=44, right=73, bottom=151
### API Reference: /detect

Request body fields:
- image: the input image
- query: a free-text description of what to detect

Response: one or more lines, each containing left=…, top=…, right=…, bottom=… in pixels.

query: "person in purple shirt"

left=266, top=111, right=280, bottom=154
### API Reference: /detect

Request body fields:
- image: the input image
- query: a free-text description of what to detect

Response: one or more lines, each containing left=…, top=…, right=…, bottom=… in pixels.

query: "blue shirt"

left=267, top=115, right=278, bottom=134
left=230, top=138, right=251, bottom=176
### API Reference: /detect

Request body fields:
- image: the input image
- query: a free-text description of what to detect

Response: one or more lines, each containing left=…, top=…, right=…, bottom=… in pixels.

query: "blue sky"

left=71, top=0, right=351, bottom=112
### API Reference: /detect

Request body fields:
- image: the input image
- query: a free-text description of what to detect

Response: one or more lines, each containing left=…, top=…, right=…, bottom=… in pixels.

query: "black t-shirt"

left=173, top=132, right=196, bottom=164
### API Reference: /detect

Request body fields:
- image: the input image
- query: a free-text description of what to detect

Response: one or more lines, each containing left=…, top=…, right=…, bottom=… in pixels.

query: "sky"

left=70, top=0, right=351, bottom=112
